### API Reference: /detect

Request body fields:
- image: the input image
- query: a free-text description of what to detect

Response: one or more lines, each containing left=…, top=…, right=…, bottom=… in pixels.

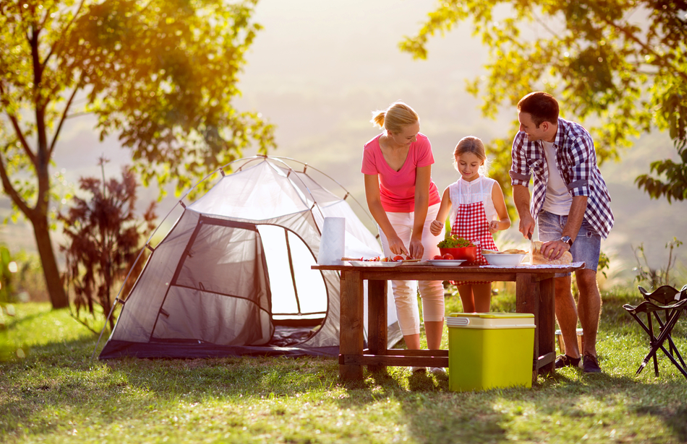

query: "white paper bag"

left=318, top=217, right=345, bottom=265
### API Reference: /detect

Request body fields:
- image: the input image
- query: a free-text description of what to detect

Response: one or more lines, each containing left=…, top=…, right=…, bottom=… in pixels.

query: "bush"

left=59, top=162, right=156, bottom=333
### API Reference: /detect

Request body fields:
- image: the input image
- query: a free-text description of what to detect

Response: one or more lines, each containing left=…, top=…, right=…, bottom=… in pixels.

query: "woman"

left=361, top=101, right=445, bottom=375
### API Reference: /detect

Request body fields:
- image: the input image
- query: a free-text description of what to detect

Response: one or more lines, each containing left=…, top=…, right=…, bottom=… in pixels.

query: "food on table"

left=482, top=248, right=528, bottom=255
left=442, top=253, right=455, bottom=260
left=437, top=234, right=474, bottom=249
left=503, top=248, right=527, bottom=254
left=530, top=241, right=572, bottom=265
left=342, top=255, right=420, bottom=263
left=342, top=256, right=387, bottom=262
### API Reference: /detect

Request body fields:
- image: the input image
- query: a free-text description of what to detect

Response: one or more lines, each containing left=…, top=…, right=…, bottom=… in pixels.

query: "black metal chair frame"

left=623, top=285, right=687, bottom=380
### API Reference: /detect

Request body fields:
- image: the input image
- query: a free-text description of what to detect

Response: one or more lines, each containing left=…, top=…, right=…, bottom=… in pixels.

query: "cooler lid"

left=448, top=313, right=534, bottom=319
left=446, top=312, right=535, bottom=329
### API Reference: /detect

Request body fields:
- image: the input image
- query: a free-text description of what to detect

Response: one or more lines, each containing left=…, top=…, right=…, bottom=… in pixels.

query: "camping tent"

left=98, top=156, right=402, bottom=359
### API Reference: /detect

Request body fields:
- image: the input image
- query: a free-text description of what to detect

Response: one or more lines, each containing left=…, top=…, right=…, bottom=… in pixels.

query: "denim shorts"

left=537, top=210, right=601, bottom=277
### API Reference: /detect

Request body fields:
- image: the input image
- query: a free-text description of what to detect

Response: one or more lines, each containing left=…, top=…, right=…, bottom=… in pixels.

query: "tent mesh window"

left=152, top=218, right=274, bottom=346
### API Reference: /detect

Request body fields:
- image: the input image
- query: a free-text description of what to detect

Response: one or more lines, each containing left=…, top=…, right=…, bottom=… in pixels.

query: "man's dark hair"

left=517, top=92, right=559, bottom=127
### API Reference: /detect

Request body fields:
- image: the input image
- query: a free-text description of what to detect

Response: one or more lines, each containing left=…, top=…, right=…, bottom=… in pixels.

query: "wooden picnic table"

left=312, top=261, right=585, bottom=383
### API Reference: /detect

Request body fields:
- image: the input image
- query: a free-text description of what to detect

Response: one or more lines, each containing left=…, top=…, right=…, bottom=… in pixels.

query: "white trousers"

left=378, top=203, right=444, bottom=336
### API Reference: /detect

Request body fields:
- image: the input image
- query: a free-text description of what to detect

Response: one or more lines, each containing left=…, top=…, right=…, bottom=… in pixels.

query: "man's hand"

left=429, top=219, right=443, bottom=236
left=540, top=240, right=570, bottom=260
left=518, top=214, right=536, bottom=240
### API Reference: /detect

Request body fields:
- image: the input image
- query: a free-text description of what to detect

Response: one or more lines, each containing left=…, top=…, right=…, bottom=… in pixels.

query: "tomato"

left=433, top=255, right=443, bottom=260
left=393, top=255, right=404, bottom=262
left=442, top=253, right=454, bottom=260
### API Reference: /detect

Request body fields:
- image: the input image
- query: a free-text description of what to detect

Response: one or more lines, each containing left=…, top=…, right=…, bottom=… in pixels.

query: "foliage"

left=0, top=246, right=46, bottom=306
left=0, top=245, right=17, bottom=304
left=58, top=161, right=156, bottom=332
left=598, top=250, right=611, bottom=280
left=0, top=0, right=275, bottom=308
left=635, top=138, right=687, bottom=202
left=437, top=233, right=474, bottom=248
left=399, top=0, right=687, bottom=202
left=10, top=249, right=47, bottom=302
left=632, top=237, right=683, bottom=289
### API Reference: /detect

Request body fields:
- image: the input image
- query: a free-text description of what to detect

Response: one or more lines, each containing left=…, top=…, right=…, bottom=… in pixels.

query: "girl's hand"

left=430, top=219, right=443, bottom=236
left=488, top=220, right=499, bottom=234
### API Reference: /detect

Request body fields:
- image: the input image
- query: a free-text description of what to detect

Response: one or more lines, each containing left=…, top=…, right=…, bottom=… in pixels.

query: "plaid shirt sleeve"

left=509, top=131, right=533, bottom=187
left=563, top=129, right=596, bottom=198
left=558, top=119, right=614, bottom=238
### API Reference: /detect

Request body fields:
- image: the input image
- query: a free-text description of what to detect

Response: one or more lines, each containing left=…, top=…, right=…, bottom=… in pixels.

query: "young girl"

left=430, top=136, right=511, bottom=313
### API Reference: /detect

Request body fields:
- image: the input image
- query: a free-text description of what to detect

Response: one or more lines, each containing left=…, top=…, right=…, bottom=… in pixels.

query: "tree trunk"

left=32, top=214, right=69, bottom=309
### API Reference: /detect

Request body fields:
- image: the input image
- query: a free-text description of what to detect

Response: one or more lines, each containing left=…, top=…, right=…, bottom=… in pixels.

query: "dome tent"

left=97, top=156, right=402, bottom=359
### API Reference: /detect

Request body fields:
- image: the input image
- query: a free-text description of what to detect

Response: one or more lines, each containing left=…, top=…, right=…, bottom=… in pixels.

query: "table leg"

left=538, top=276, right=556, bottom=376
left=367, top=279, right=388, bottom=373
left=516, top=272, right=540, bottom=384
left=339, top=270, right=364, bottom=381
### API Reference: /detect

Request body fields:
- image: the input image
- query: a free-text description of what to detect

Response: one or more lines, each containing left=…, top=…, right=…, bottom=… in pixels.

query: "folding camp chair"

left=623, top=285, right=687, bottom=379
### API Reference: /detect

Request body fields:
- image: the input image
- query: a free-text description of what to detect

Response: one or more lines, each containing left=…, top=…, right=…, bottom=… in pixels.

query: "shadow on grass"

left=3, top=336, right=687, bottom=443
left=633, top=405, right=687, bottom=442
left=3, top=293, right=687, bottom=443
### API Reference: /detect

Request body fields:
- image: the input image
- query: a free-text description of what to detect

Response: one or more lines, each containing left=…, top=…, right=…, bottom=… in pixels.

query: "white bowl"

left=482, top=253, right=526, bottom=266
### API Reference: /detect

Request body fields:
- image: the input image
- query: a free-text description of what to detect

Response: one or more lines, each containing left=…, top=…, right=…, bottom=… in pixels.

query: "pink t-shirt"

left=361, top=133, right=441, bottom=213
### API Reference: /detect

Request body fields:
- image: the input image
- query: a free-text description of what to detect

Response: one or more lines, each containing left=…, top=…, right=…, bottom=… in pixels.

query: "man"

left=510, top=91, right=614, bottom=373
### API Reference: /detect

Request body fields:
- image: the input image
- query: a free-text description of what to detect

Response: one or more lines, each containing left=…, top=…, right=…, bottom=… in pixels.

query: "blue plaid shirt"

left=509, top=118, right=614, bottom=238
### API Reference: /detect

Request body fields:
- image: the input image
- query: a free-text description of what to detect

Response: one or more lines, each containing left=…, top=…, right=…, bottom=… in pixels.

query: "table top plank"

left=313, top=262, right=583, bottom=273
left=312, top=262, right=584, bottom=282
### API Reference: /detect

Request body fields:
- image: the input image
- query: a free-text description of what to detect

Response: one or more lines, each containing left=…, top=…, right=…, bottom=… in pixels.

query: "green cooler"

left=447, top=313, right=535, bottom=392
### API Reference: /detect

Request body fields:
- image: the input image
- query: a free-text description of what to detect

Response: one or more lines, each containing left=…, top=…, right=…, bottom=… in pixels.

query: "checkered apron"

left=450, top=179, right=498, bottom=286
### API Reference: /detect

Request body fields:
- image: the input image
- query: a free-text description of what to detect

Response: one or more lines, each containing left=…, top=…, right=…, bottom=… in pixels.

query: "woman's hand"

left=429, top=219, right=443, bottom=236
left=408, top=237, right=424, bottom=259
left=387, top=235, right=409, bottom=257
left=488, top=220, right=499, bottom=234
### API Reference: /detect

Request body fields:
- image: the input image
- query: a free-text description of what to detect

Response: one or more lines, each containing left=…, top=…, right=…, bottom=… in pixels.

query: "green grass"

left=1, top=288, right=687, bottom=444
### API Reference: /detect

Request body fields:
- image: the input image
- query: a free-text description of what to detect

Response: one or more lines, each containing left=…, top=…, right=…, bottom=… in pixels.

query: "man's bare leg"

left=575, top=268, right=601, bottom=357
left=554, top=275, right=580, bottom=358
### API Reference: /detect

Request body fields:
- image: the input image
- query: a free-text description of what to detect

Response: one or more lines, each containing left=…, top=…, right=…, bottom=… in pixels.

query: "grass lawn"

left=1, top=288, right=686, bottom=443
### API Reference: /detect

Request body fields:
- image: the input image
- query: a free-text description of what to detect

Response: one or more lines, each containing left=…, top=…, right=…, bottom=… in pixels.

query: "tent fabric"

left=99, top=157, right=402, bottom=359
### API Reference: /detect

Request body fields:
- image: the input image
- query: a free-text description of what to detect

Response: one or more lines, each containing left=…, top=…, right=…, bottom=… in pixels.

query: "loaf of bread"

left=531, top=241, right=572, bottom=265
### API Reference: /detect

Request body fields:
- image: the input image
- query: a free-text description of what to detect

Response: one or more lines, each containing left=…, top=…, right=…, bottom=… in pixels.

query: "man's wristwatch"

left=560, top=236, right=573, bottom=247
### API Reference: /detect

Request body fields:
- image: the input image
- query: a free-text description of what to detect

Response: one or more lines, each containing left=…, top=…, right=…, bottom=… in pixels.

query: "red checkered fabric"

left=450, top=200, right=498, bottom=286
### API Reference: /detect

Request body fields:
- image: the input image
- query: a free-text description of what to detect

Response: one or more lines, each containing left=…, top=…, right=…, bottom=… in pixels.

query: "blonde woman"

left=361, top=101, right=445, bottom=375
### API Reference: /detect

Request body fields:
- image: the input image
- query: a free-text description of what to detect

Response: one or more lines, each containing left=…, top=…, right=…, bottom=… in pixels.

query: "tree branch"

left=49, top=76, right=83, bottom=157
left=0, top=146, right=33, bottom=219
left=4, top=118, right=37, bottom=167
left=0, top=82, right=37, bottom=166
left=42, top=0, right=86, bottom=68
left=38, top=4, right=51, bottom=32
left=600, top=15, right=687, bottom=83
left=65, top=111, right=90, bottom=120
left=532, top=11, right=561, bottom=39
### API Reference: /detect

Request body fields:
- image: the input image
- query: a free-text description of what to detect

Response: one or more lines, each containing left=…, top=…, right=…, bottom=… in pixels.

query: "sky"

left=1, top=0, right=685, bottom=285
